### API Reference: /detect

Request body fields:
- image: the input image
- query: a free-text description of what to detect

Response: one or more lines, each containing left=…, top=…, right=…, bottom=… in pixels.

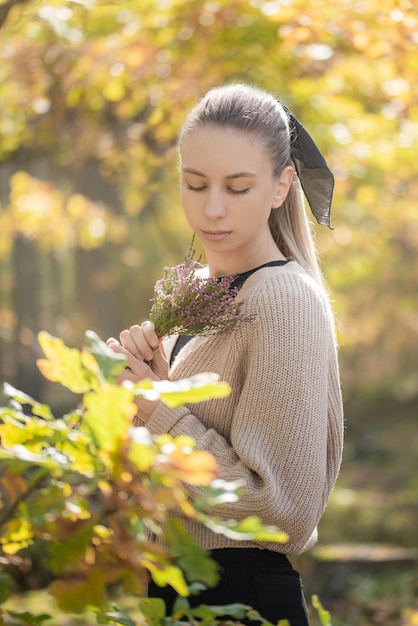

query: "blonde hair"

left=180, top=83, right=325, bottom=286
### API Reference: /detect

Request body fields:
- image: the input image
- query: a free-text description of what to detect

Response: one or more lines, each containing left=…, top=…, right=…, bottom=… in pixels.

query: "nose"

left=203, top=188, right=226, bottom=220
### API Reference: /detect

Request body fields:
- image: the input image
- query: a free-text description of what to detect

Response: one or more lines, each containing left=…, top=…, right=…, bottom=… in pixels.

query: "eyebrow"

left=181, top=167, right=257, bottom=180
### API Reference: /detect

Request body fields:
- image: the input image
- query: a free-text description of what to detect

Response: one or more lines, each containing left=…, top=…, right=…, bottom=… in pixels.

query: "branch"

left=0, top=0, right=32, bottom=29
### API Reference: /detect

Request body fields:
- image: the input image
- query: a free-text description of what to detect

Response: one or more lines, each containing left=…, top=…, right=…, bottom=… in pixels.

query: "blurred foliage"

left=0, top=0, right=417, bottom=405
left=0, top=330, right=287, bottom=625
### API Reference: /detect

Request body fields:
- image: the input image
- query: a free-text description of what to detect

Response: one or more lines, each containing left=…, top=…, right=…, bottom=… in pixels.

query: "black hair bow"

left=281, top=103, right=334, bottom=228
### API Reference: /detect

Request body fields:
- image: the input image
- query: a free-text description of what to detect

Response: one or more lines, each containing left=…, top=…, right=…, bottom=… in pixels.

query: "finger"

left=106, top=343, right=132, bottom=370
left=107, top=338, right=122, bottom=353
left=150, top=339, right=169, bottom=380
left=141, top=321, right=160, bottom=352
left=124, top=324, right=155, bottom=362
left=119, top=328, right=146, bottom=361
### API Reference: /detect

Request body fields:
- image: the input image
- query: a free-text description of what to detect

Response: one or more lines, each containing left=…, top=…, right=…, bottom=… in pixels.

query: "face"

left=179, top=125, right=293, bottom=274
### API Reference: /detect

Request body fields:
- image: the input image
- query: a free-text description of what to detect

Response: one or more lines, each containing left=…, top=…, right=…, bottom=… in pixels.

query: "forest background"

left=0, top=0, right=417, bottom=623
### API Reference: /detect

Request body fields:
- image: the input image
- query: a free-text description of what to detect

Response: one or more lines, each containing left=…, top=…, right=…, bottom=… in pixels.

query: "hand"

left=107, top=321, right=169, bottom=423
left=107, top=321, right=169, bottom=381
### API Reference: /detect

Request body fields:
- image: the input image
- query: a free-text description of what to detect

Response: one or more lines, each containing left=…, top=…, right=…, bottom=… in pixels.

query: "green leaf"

left=138, top=597, right=167, bottom=626
left=49, top=569, right=107, bottom=612
left=85, top=330, right=127, bottom=382
left=47, top=526, right=95, bottom=575
left=192, top=603, right=252, bottom=620
left=171, top=594, right=192, bottom=619
left=97, top=609, right=137, bottom=626
left=164, top=518, right=219, bottom=587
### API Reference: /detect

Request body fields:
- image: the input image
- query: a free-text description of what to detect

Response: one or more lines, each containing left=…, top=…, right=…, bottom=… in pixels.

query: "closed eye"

left=186, top=183, right=207, bottom=192
left=229, top=188, right=251, bottom=195
left=185, top=184, right=251, bottom=194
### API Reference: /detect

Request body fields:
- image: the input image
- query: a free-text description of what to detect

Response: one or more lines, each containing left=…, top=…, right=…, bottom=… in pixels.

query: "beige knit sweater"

left=145, top=262, right=344, bottom=556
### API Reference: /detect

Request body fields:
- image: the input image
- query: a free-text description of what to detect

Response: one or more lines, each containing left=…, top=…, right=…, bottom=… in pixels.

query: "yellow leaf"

left=37, top=332, right=91, bottom=393
left=83, top=385, right=136, bottom=453
left=81, top=349, right=102, bottom=383
left=0, top=518, right=33, bottom=554
left=128, top=442, right=156, bottom=472
left=148, top=564, right=188, bottom=597
left=160, top=448, right=218, bottom=486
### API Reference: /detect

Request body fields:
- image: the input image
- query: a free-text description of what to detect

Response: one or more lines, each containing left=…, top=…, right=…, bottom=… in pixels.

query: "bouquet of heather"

left=149, top=252, right=250, bottom=338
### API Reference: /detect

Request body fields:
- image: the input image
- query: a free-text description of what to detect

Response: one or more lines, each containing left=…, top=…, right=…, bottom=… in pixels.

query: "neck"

left=206, top=242, right=286, bottom=277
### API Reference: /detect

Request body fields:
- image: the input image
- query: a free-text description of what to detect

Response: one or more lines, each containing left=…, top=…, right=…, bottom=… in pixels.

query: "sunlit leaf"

left=149, top=563, right=188, bottom=597
left=204, top=515, right=288, bottom=543
left=83, top=385, right=136, bottom=453
left=0, top=444, right=68, bottom=470
left=37, top=332, right=91, bottom=393
left=158, top=446, right=218, bottom=486
left=128, top=440, right=156, bottom=472
left=135, top=373, right=232, bottom=408
left=230, top=516, right=289, bottom=542
left=2, top=383, right=54, bottom=420
left=0, top=517, right=34, bottom=554
left=0, top=419, right=31, bottom=448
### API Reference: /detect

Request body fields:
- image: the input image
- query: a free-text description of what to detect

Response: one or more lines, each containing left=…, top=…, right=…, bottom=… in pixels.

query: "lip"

left=201, top=230, right=231, bottom=242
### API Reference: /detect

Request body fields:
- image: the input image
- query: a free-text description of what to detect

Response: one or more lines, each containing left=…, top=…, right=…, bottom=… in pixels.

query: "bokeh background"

left=0, top=0, right=417, bottom=623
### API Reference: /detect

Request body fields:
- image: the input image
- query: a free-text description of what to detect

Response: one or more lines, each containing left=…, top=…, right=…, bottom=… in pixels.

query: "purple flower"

left=149, top=252, right=252, bottom=338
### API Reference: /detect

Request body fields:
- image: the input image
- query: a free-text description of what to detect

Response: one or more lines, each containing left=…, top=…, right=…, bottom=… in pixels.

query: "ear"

left=271, top=166, right=294, bottom=209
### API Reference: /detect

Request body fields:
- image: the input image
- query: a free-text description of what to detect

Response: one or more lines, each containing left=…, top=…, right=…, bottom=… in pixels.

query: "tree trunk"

left=12, top=236, right=43, bottom=399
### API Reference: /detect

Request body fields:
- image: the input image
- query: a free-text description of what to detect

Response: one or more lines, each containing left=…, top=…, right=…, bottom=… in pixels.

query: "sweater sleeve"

left=145, top=272, right=343, bottom=550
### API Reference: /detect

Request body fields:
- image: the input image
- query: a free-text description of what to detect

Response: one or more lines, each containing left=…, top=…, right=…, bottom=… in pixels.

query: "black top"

left=170, top=259, right=293, bottom=365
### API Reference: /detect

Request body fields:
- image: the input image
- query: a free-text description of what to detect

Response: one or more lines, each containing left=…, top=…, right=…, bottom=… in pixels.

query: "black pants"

left=148, top=548, right=310, bottom=625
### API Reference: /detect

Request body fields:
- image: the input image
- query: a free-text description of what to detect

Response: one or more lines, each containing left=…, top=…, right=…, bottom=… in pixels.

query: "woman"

left=108, top=83, right=343, bottom=625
